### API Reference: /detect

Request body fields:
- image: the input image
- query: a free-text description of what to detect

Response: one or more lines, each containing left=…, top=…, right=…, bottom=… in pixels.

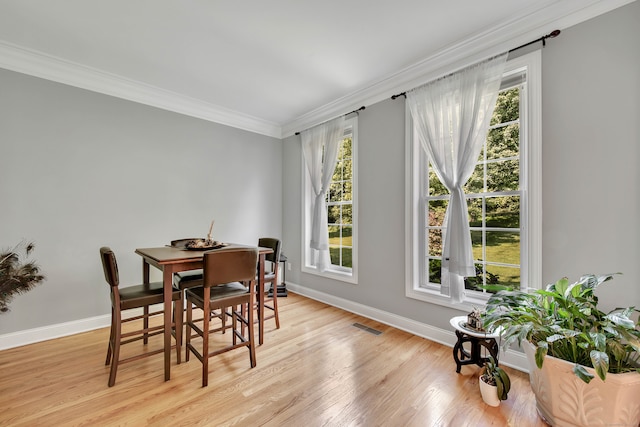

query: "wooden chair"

left=185, top=246, right=258, bottom=387
left=99, top=247, right=182, bottom=387
left=256, top=237, right=282, bottom=329
left=169, top=239, right=227, bottom=358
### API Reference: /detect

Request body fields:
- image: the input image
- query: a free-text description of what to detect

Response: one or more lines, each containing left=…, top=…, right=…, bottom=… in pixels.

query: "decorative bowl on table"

left=185, top=239, right=228, bottom=250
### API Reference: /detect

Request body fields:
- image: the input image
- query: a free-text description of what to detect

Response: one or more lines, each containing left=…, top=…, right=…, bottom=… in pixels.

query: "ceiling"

left=0, top=0, right=633, bottom=137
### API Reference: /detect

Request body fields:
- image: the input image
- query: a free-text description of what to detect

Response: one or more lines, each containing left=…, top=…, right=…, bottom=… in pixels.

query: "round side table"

left=450, top=315, right=500, bottom=373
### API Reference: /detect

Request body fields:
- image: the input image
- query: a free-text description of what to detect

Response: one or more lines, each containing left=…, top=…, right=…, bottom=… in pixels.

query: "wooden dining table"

left=135, top=243, right=273, bottom=381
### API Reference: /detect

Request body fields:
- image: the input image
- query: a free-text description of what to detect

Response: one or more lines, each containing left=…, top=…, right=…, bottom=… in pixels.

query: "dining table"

left=135, top=243, right=273, bottom=381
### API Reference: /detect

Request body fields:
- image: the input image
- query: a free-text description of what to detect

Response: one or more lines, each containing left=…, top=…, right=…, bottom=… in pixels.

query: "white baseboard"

left=0, top=314, right=110, bottom=351
left=286, top=282, right=529, bottom=373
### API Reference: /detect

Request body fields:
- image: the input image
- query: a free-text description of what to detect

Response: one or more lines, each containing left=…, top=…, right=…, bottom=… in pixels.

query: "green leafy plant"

left=480, top=355, right=511, bottom=400
left=0, top=241, right=45, bottom=313
left=483, top=273, right=640, bottom=383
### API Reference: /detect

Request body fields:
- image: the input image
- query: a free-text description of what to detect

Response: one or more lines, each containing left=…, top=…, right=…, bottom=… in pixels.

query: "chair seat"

left=186, top=282, right=248, bottom=303
left=118, top=282, right=181, bottom=310
left=257, top=272, right=276, bottom=282
left=174, top=270, right=204, bottom=289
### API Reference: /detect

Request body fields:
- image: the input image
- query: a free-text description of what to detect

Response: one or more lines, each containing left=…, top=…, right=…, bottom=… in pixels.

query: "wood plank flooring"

left=0, top=292, right=546, bottom=426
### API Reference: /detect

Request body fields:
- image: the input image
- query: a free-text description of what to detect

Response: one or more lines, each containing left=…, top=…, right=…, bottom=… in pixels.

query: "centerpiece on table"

left=182, top=220, right=228, bottom=250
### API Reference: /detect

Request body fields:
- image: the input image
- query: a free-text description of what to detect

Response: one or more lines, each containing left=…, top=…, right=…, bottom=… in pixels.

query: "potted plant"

left=0, top=241, right=45, bottom=313
left=483, top=273, right=640, bottom=427
left=479, top=355, right=511, bottom=407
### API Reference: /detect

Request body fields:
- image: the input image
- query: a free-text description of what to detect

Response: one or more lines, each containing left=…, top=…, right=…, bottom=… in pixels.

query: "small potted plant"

left=483, top=273, right=640, bottom=426
left=479, top=355, right=511, bottom=407
left=0, top=241, right=45, bottom=313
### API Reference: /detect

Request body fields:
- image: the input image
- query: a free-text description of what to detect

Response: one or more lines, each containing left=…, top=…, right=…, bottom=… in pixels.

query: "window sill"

left=302, top=265, right=357, bottom=285
left=405, top=285, right=489, bottom=312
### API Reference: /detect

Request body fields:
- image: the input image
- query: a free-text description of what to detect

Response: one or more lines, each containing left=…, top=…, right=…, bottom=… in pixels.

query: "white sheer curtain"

left=301, top=116, right=346, bottom=272
left=407, top=53, right=507, bottom=303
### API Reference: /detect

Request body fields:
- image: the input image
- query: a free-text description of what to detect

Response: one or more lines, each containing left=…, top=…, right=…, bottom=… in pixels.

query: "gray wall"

left=1, top=1, right=638, bottom=340
left=282, top=1, right=640, bottom=330
left=0, top=69, right=282, bottom=334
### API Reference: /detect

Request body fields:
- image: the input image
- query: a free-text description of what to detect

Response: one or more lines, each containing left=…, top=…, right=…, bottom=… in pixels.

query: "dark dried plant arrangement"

left=0, top=241, right=45, bottom=313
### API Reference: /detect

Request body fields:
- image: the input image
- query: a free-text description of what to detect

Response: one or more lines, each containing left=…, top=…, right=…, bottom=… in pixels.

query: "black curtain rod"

left=295, top=106, right=365, bottom=135
left=390, top=29, right=562, bottom=100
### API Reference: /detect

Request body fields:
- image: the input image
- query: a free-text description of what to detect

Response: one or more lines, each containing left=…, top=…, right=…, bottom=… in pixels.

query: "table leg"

left=452, top=330, right=499, bottom=373
left=163, top=267, right=173, bottom=381
left=258, top=252, right=265, bottom=345
left=453, top=330, right=466, bottom=373
left=142, top=262, right=151, bottom=344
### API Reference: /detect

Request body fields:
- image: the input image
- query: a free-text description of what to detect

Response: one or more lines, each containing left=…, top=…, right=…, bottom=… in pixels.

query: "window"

left=303, top=117, right=358, bottom=283
left=406, top=52, right=541, bottom=309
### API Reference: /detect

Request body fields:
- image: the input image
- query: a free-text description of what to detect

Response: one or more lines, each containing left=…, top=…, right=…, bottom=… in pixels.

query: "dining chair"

left=99, top=247, right=182, bottom=387
left=255, top=237, right=282, bottom=329
left=185, top=246, right=258, bottom=387
left=169, top=239, right=227, bottom=357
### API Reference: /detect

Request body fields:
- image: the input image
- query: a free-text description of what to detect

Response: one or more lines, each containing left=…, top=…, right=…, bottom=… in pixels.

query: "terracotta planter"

left=523, top=341, right=640, bottom=427
left=479, top=376, right=500, bottom=407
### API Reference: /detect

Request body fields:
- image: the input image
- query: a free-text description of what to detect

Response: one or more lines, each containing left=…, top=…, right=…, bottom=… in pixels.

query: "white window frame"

left=302, top=116, right=358, bottom=284
left=404, top=51, right=542, bottom=311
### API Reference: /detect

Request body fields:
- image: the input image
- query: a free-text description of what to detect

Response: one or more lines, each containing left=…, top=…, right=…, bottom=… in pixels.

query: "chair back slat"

left=258, top=237, right=281, bottom=265
left=100, top=247, right=119, bottom=288
left=203, top=247, right=258, bottom=287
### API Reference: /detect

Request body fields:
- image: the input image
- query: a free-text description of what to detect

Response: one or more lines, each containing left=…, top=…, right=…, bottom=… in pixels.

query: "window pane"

left=428, top=169, right=448, bottom=196
left=486, top=196, right=519, bottom=228
left=428, top=199, right=447, bottom=226
left=342, top=137, right=352, bottom=157
left=341, top=247, right=352, bottom=268
left=464, top=263, right=484, bottom=290
left=465, top=264, right=516, bottom=292
left=343, top=180, right=352, bottom=201
left=490, top=87, right=520, bottom=125
left=342, top=205, right=352, bottom=224
left=342, top=226, right=352, bottom=247
left=331, top=161, right=343, bottom=181
left=330, top=246, right=352, bottom=268
left=468, top=198, right=482, bottom=227
left=429, top=258, right=442, bottom=284
left=328, top=225, right=340, bottom=245
left=487, top=265, right=520, bottom=290
left=464, top=163, right=484, bottom=194
left=487, top=159, right=519, bottom=192
left=343, top=158, right=352, bottom=180
left=327, top=206, right=339, bottom=224
left=485, top=231, right=520, bottom=264
left=470, top=230, right=483, bottom=261
left=428, top=229, right=443, bottom=257
left=328, top=182, right=342, bottom=202
left=487, top=123, right=519, bottom=160
left=329, top=247, right=340, bottom=266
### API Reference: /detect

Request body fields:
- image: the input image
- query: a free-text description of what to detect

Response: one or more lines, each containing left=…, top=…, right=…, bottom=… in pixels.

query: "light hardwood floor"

left=0, top=292, right=546, bottom=426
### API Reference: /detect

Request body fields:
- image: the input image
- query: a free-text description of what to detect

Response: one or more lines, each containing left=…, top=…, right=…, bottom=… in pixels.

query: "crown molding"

left=0, top=0, right=633, bottom=140
left=281, top=0, right=636, bottom=138
left=0, top=41, right=282, bottom=139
